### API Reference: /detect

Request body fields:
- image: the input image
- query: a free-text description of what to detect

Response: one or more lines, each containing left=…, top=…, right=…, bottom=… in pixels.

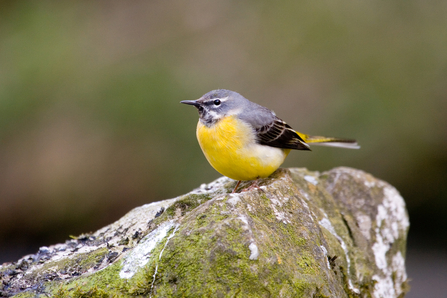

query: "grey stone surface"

left=0, top=167, right=409, bottom=297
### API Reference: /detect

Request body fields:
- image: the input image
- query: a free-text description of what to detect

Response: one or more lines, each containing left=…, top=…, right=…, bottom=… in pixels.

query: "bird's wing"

left=255, top=117, right=310, bottom=150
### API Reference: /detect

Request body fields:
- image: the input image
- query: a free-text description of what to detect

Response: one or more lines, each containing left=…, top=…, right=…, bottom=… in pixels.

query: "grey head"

left=180, top=89, right=276, bottom=128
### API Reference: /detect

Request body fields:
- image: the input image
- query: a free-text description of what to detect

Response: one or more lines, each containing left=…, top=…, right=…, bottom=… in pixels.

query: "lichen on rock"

left=0, top=167, right=409, bottom=298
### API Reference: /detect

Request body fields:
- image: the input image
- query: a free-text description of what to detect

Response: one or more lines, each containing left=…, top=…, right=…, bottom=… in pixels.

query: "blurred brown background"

left=1, top=1, right=446, bottom=296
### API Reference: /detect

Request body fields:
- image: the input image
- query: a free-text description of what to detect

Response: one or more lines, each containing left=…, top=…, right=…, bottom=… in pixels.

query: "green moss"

left=298, top=253, right=317, bottom=275
left=9, top=292, right=37, bottom=298
left=54, top=285, right=112, bottom=298
left=146, top=208, right=261, bottom=296
left=47, top=261, right=126, bottom=297
left=165, top=193, right=211, bottom=217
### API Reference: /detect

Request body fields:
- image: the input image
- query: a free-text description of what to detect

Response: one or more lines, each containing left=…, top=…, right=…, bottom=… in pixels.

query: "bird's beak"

left=180, top=100, right=200, bottom=107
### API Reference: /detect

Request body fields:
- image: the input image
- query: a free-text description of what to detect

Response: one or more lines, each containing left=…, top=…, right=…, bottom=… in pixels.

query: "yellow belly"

left=196, top=116, right=290, bottom=181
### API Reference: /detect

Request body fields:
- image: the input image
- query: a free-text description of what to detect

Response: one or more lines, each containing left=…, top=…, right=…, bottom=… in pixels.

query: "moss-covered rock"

left=0, top=167, right=409, bottom=297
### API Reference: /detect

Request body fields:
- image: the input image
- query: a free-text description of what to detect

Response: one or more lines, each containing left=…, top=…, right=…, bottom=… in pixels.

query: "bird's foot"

left=232, top=179, right=264, bottom=193
left=242, top=179, right=264, bottom=193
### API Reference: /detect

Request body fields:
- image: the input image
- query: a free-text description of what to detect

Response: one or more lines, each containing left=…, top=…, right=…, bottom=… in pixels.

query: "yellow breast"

left=196, top=115, right=290, bottom=181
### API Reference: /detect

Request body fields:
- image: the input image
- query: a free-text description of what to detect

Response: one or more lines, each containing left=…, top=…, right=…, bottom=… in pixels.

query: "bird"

left=181, top=89, right=359, bottom=193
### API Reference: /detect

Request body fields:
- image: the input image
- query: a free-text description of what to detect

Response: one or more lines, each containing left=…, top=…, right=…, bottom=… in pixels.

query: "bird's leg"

left=232, top=180, right=242, bottom=193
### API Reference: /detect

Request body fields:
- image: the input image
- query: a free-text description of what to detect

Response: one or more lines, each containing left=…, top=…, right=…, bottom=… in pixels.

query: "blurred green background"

left=1, top=0, right=446, bottom=295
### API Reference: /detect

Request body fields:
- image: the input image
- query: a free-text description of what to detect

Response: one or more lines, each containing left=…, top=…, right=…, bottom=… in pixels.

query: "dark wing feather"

left=255, top=117, right=310, bottom=150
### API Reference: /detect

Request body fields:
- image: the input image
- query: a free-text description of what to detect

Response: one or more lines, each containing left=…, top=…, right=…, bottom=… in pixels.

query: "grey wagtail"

left=181, top=89, right=359, bottom=192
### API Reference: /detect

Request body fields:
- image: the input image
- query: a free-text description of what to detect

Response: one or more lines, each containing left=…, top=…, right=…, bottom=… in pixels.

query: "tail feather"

left=296, top=133, right=360, bottom=149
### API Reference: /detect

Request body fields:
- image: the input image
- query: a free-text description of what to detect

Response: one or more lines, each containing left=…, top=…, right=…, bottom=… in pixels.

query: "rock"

left=0, top=167, right=409, bottom=298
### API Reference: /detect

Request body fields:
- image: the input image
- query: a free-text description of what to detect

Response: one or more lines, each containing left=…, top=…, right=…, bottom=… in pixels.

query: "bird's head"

left=181, top=89, right=246, bottom=126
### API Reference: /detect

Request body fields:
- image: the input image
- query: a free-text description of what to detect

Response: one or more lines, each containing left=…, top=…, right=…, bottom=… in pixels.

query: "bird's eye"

left=213, top=99, right=221, bottom=106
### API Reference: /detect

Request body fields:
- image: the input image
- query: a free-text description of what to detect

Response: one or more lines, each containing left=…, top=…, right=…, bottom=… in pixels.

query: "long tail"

left=296, top=132, right=360, bottom=149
